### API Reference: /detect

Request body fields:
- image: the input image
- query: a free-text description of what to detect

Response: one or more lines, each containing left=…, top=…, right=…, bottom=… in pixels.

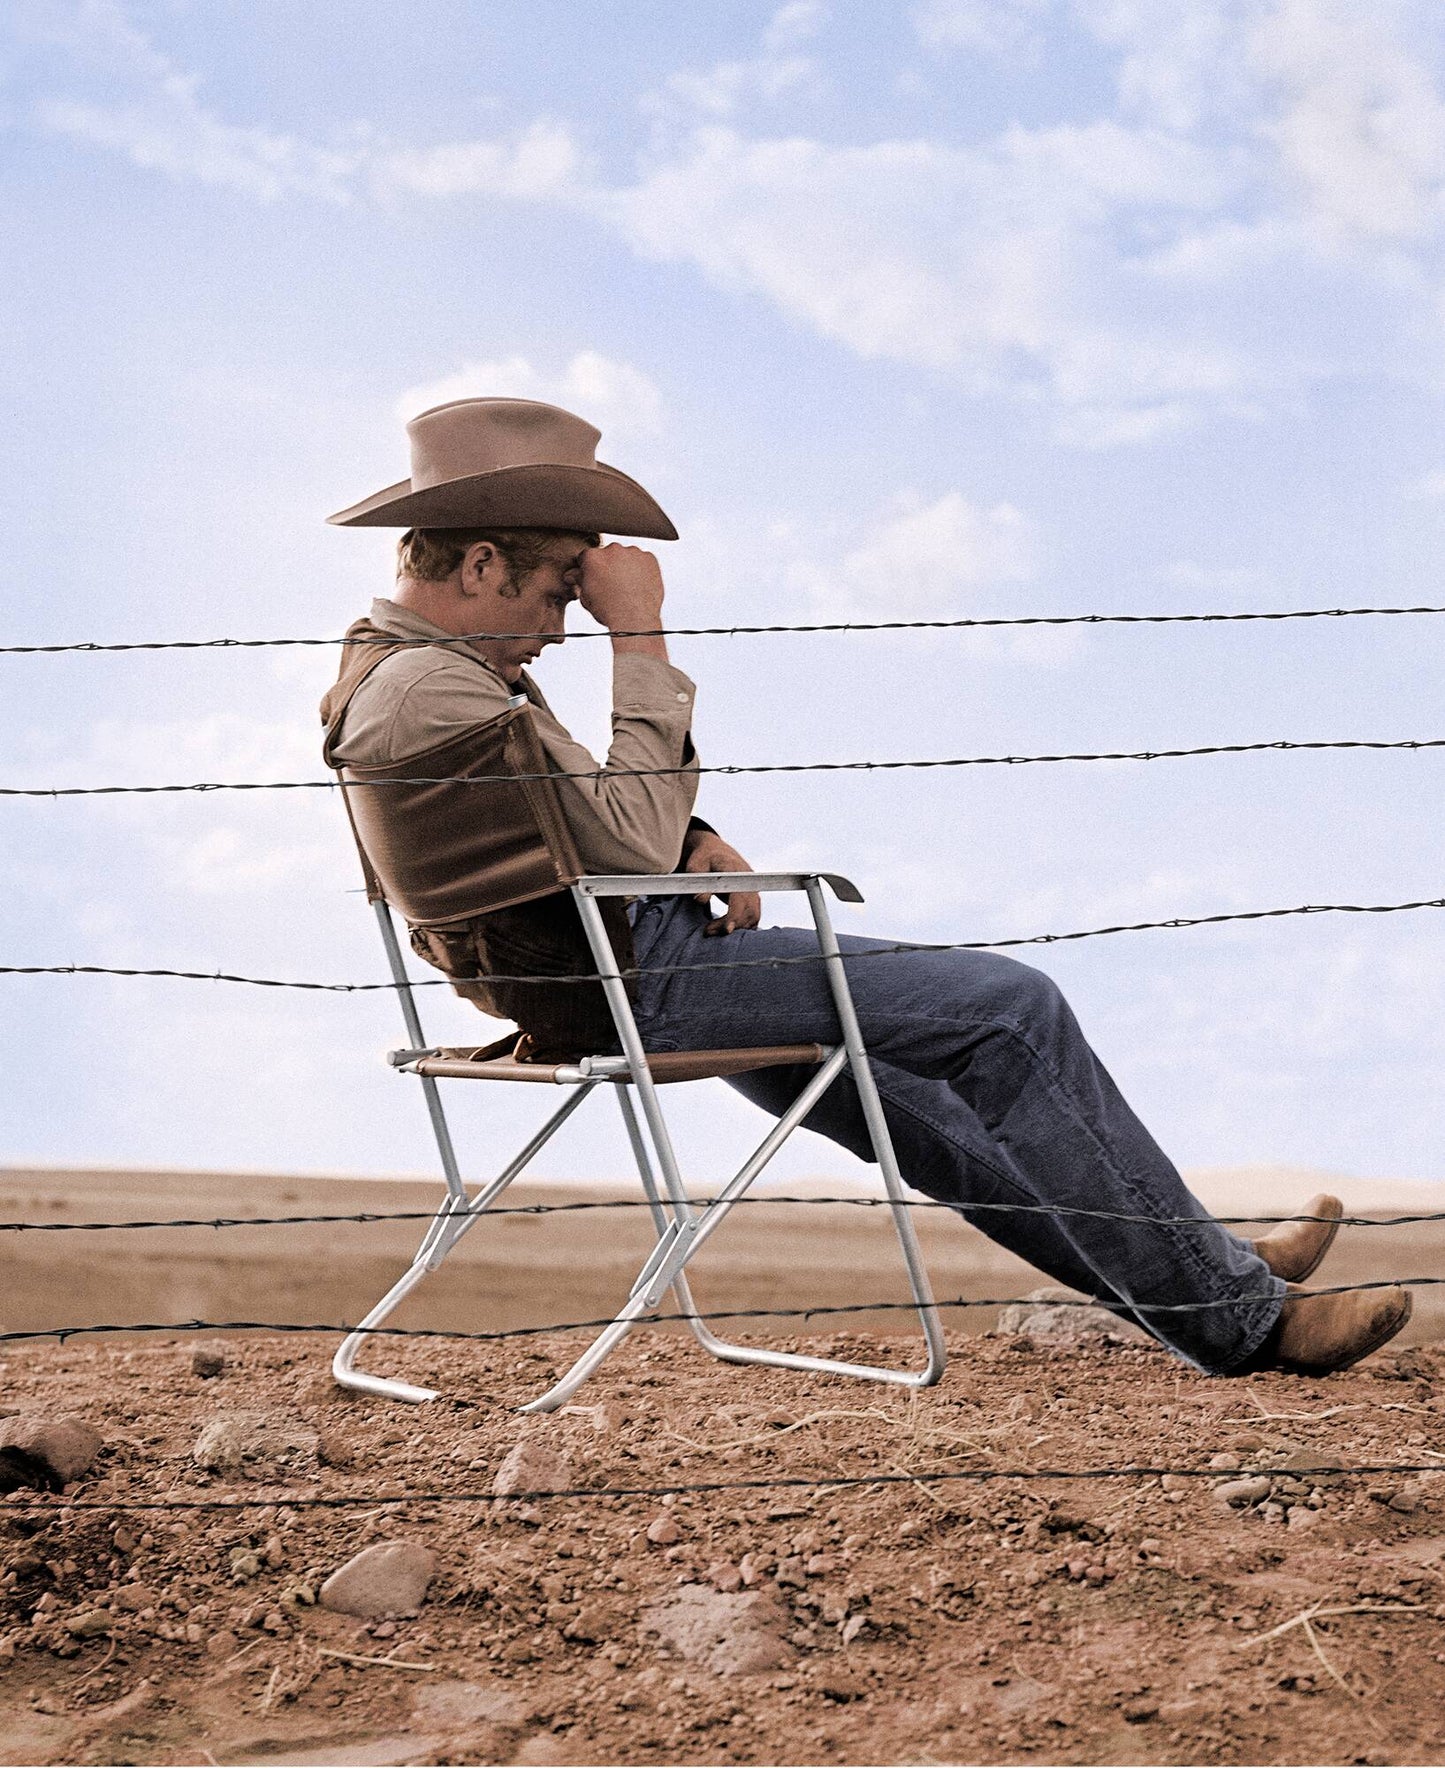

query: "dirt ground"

left=2, top=1326, right=1444, bottom=1767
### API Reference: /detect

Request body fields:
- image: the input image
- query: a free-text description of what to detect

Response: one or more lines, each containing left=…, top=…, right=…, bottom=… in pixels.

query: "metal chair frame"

left=333, top=870, right=945, bottom=1410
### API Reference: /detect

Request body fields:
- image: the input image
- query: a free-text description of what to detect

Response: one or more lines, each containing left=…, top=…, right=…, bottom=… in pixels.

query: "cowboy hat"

left=327, top=396, right=678, bottom=539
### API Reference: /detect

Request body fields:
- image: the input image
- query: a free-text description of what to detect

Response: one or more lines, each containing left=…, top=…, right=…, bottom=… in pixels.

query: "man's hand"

left=683, top=830, right=762, bottom=937
left=574, top=544, right=668, bottom=666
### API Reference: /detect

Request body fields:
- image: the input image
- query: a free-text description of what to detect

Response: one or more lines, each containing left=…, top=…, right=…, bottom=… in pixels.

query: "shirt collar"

left=367, top=597, right=539, bottom=700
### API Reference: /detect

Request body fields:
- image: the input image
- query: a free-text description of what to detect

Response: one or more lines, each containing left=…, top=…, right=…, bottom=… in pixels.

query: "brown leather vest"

left=320, top=619, right=634, bottom=1057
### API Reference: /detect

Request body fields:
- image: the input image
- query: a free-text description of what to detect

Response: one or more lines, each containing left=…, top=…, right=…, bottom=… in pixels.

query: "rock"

left=643, top=1584, right=795, bottom=1676
left=0, top=1414, right=103, bottom=1493
left=1387, top=1488, right=1419, bottom=1515
left=192, top=1412, right=318, bottom=1476
left=707, top=1561, right=743, bottom=1594
left=815, top=1667, right=866, bottom=1702
left=205, top=1630, right=238, bottom=1658
left=1124, top=1702, right=1159, bottom=1724
left=1208, top=1452, right=1241, bottom=1471
left=64, top=1610, right=111, bottom=1639
left=228, top=1550, right=261, bottom=1581
left=316, top=1430, right=357, bottom=1470
left=110, top=1584, right=158, bottom=1614
left=191, top=1346, right=226, bottom=1379
left=775, top=1556, right=807, bottom=1590
left=1215, top=1475, right=1272, bottom=1508
left=490, top=1439, right=573, bottom=1498
left=1286, top=1506, right=1319, bottom=1532
left=645, top=1514, right=682, bottom=1547
left=564, top=1605, right=612, bottom=1643
left=996, top=1287, right=1147, bottom=1346
left=319, top=1541, right=437, bottom=1618
left=841, top=1613, right=868, bottom=1646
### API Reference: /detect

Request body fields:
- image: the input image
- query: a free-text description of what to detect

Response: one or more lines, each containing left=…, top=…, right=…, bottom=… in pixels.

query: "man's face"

left=473, top=542, right=591, bottom=684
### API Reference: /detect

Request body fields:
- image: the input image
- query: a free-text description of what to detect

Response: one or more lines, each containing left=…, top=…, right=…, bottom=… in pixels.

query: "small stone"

left=739, top=1553, right=769, bottom=1586
left=191, top=1347, right=226, bottom=1379
left=111, top=1526, right=138, bottom=1555
left=228, top=1550, right=261, bottom=1581
left=316, top=1431, right=357, bottom=1470
left=646, top=1513, right=682, bottom=1547
left=708, top=1561, right=743, bottom=1594
left=260, top=1611, right=286, bottom=1634
left=184, top=1622, right=205, bottom=1644
left=192, top=1412, right=318, bottom=1476
left=774, top=1556, right=807, bottom=1590
left=1215, top=1475, right=1272, bottom=1508
left=816, top=1667, right=866, bottom=1703
left=110, top=1584, right=158, bottom=1613
left=565, top=1605, right=611, bottom=1643
left=64, top=1610, right=111, bottom=1639
left=1287, top=1506, right=1319, bottom=1532
left=1124, top=1702, right=1159, bottom=1724
left=319, top=1541, right=436, bottom=1619
left=841, top=1613, right=868, bottom=1646
left=1260, top=1502, right=1286, bottom=1524
left=1388, top=1489, right=1419, bottom=1514
left=1208, top=1452, right=1241, bottom=1471
left=642, top=1584, right=794, bottom=1676
left=0, top=1415, right=103, bottom=1493
left=490, top=1439, right=574, bottom=1498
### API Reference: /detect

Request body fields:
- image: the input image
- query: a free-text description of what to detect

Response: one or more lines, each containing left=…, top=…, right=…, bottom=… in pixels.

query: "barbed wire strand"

left=4, top=1277, right=1440, bottom=1348
left=6, top=896, right=1444, bottom=994
left=2, top=1200, right=1441, bottom=1234
left=7, top=1461, right=1442, bottom=1516
left=7, top=603, right=1445, bottom=653
left=5, top=736, right=1445, bottom=798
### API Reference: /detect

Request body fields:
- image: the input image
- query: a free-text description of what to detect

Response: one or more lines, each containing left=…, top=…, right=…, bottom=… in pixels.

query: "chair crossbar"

left=332, top=872, right=945, bottom=1409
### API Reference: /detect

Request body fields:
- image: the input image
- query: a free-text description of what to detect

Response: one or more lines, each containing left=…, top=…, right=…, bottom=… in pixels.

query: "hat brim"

left=326, top=461, right=678, bottom=541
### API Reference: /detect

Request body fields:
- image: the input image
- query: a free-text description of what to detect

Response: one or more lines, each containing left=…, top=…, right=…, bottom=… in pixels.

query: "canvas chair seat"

left=411, top=1041, right=829, bottom=1085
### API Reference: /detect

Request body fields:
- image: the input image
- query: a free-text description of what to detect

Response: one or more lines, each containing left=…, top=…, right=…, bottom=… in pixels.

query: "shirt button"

left=676, top=692, right=688, bottom=702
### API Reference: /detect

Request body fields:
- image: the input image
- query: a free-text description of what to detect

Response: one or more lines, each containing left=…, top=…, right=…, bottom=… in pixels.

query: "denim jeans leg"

left=627, top=896, right=1283, bottom=1373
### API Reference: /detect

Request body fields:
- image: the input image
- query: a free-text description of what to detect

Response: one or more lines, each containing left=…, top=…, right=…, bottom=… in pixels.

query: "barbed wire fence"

left=2, top=599, right=1443, bottom=1517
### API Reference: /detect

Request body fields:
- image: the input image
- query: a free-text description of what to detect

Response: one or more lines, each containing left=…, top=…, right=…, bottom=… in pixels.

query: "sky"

left=4, top=0, right=1445, bottom=1190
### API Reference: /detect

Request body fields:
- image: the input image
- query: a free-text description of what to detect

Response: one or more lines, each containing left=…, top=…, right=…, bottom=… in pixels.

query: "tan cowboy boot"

left=1252, top=1193, right=1343, bottom=1282
left=1255, top=1284, right=1413, bottom=1375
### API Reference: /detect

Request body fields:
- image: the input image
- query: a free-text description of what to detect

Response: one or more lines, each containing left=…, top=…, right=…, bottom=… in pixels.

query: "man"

left=323, top=395, right=1411, bottom=1378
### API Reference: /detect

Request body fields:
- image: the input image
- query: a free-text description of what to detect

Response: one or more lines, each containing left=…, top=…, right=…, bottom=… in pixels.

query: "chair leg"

left=332, top=1084, right=599, bottom=1403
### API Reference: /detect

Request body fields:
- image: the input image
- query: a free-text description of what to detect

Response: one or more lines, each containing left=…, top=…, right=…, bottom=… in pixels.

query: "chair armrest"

left=573, top=871, right=864, bottom=903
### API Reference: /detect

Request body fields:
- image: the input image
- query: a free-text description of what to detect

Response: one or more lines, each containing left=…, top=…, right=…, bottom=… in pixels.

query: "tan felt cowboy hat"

left=327, top=395, right=677, bottom=539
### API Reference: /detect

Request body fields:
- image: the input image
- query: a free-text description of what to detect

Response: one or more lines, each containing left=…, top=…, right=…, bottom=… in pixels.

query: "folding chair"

left=330, top=723, right=945, bottom=1412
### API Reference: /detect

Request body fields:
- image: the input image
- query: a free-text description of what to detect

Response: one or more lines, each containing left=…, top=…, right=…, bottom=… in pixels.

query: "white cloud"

left=1248, top=0, right=1445, bottom=243
left=652, top=2, right=827, bottom=120
left=26, top=0, right=1445, bottom=447
left=394, top=351, right=665, bottom=440
left=763, top=0, right=830, bottom=54
left=788, top=491, right=1035, bottom=619
left=912, top=0, right=1050, bottom=58
left=32, top=2, right=580, bottom=207
left=1406, top=467, right=1445, bottom=499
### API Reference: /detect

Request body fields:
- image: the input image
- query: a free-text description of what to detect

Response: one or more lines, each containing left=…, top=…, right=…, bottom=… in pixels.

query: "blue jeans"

left=627, top=896, right=1283, bottom=1374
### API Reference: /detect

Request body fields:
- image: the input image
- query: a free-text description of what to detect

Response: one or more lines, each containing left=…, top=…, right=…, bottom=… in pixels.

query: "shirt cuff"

left=612, top=652, right=696, bottom=714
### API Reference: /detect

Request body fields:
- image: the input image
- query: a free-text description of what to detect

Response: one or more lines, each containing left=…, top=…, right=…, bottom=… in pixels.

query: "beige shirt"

left=329, top=599, right=701, bottom=875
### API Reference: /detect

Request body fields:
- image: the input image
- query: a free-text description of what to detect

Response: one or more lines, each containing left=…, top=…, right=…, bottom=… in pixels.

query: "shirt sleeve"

left=526, top=653, right=701, bottom=874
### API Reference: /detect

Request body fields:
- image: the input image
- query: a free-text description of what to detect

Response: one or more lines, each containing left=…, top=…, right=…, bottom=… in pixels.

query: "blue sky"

left=4, top=0, right=1445, bottom=1187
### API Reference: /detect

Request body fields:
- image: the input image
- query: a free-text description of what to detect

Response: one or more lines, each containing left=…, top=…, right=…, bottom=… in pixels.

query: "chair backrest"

left=336, top=703, right=584, bottom=926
